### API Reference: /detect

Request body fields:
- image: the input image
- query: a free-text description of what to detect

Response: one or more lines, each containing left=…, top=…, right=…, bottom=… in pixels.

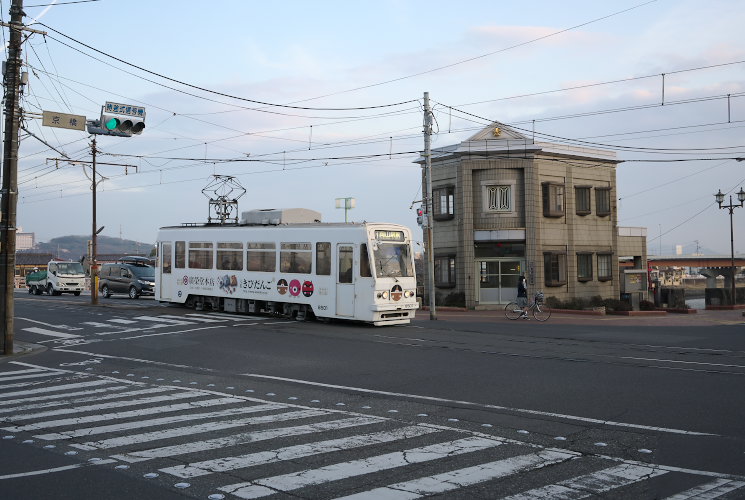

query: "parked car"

left=99, top=261, right=155, bottom=299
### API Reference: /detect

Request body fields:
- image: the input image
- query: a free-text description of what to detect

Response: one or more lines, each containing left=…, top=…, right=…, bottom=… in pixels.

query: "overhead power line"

left=36, top=23, right=419, bottom=112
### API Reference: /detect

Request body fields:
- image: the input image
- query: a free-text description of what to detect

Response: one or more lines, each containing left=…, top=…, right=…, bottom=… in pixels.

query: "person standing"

left=517, top=274, right=529, bottom=319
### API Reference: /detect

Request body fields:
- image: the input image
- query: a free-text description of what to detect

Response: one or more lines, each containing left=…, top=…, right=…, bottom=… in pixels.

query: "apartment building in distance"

left=419, top=122, right=647, bottom=309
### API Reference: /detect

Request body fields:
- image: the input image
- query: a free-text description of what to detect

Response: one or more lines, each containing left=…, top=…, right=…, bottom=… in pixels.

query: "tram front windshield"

left=373, top=243, right=414, bottom=278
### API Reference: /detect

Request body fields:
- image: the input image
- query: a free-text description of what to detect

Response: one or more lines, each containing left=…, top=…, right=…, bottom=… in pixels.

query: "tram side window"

left=189, top=242, right=214, bottom=269
left=217, top=242, right=243, bottom=271
left=360, top=244, right=372, bottom=277
left=280, top=242, right=312, bottom=274
left=175, top=241, right=186, bottom=269
left=247, top=242, right=276, bottom=272
left=316, top=242, right=331, bottom=276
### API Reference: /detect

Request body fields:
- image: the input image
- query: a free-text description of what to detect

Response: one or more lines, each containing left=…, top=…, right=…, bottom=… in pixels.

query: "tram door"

left=336, top=244, right=355, bottom=316
left=159, top=242, right=173, bottom=301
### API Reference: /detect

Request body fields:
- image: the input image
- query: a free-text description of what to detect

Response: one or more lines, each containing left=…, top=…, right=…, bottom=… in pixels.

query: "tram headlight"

left=377, top=290, right=389, bottom=300
left=404, top=290, right=414, bottom=298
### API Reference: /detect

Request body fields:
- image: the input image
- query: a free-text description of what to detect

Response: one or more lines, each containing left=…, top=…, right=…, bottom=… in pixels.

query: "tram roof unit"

left=158, top=208, right=409, bottom=232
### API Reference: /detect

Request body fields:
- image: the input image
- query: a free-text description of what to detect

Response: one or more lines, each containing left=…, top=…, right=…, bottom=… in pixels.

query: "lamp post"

left=714, top=187, right=745, bottom=305
left=335, top=197, right=355, bottom=223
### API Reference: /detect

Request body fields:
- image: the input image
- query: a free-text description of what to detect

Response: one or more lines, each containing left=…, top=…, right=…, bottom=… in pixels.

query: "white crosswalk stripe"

left=662, top=478, right=745, bottom=499
left=159, top=314, right=226, bottom=323
left=2, top=366, right=744, bottom=499
left=36, top=403, right=286, bottom=441
left=333, top=449, right=578, bottom=500
left=111, top=414, right=381, bottom=463
left=0, top=386, right=171, bottom=415
left=502, top=463, right=668, bottom=499
left=219, top=435, right=504, bottom=499
left=78, top=408, right=331, bottom=451
left=2, top=396, right=244, bottom=433
left=161, top=424, right=440, bottom=479
left=133, top=315, right=197, bottom=325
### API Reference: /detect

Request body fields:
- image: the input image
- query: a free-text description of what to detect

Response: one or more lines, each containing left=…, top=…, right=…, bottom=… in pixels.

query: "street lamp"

left=714, top=187, right=745, bottom=305
left=335, top=197, right=356, bottom=223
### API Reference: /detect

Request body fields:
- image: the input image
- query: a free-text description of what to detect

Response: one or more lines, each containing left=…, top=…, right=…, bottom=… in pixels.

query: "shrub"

left=437, top=291, right=465, bottom=307
left=639, top=300, right=656, bottom=311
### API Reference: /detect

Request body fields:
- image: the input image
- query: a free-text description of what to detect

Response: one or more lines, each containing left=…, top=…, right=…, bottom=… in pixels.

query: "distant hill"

left=20, top=235, right=154, bottom=260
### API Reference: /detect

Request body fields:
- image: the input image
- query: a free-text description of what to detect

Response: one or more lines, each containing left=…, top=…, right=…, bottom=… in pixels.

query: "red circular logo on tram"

left=302, top=281, right=314, bottom=297
left=289, top=279, right=301, bottom=297
left=277, top=279, right=288, bottom=295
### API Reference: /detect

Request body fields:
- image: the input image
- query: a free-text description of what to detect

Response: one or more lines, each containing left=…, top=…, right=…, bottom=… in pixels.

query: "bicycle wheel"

left=505, top=302, right=522, bottom=320
left=532, top=303, right=551, bottom=321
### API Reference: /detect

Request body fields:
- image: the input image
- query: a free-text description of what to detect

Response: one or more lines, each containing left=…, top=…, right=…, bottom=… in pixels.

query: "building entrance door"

left=476, top=259, right=523, bottom=304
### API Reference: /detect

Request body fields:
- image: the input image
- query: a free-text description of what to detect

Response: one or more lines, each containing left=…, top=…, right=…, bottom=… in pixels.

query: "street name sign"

left=42, top=111, right=86, bottom=131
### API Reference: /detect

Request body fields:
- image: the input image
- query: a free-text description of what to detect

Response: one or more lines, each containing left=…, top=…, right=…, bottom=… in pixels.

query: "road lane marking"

left=111, top=415, right=383, bottom=463
left=2, top=397, right=244, bottom=433
left=219, top=435, right=503, bottom=499
left=159, top=314, right=226, bottom=323
left=21, top=327, right=80, bottom=339
left=0, top=460, right=117, bottom=480
left=134, top=315, right=197, bottom=325
left=107, top=319, right=138, bottom=325
left=161, top=425, right=440, bottom=479
left=36, top=403, right=287, bottom=441
left=502, top=463, right=668, bottom=499
left=243, top=373, right=717, bottom=437
left=333, top=449, right=577, bottom=500
left=0, top=371, right=62, bottom=382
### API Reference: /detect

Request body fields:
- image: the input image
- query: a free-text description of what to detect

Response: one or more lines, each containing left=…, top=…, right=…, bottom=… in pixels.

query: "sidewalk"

left=0, top=340, right=46, bottom=362
left=419, top=307, right=745, bottom=327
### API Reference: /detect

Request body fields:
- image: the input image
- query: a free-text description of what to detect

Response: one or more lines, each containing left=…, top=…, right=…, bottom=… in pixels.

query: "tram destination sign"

left=42, top=110, right=86, bottom=131
left=375, top=230, right=405, bottom=242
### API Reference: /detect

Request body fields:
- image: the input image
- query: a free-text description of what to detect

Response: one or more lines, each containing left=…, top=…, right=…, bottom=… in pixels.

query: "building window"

left=596, top=187, right=611, bottom=216
left=485, top=185, right=511, bottom=212
left=542, top=183, right=565, bottom=217
left=543, top=252, right=567, bottom=286
left=575, top=186, right=591, bottom=215
left=433, top=186, right=454, bottom=220
left=434, top=255, right=456, bottom=288
left=577, top=253, right=593, bottom=282
left=597, top=253, right=613, bottom=281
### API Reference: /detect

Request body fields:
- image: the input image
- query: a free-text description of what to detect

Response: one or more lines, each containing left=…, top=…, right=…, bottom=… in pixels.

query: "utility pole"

left=46, top=149, right=137, bottom=305
left=91, top=136, right=98, bottom=304
left=1, top=0, right=24, bottom=355
left=423, top=92, right=436, bottom=320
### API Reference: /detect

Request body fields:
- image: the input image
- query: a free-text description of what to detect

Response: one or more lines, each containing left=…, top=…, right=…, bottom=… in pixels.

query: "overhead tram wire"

left=36, top=23, right=418, bottom=113
left=439, top=100, right=745, bottom=155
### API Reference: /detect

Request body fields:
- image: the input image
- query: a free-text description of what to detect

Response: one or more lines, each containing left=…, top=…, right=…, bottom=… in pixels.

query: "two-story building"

left=420, top=122, right=645, bottom=309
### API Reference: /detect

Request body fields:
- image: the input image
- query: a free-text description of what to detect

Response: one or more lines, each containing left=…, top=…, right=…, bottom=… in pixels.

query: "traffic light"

left=100, top=102, right=146, bottom=136
left=416, top=208, right=426, bottom=227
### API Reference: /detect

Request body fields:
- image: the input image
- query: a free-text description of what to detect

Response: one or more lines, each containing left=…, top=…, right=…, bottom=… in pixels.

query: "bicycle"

left=505, top=291, right=551, bottom=322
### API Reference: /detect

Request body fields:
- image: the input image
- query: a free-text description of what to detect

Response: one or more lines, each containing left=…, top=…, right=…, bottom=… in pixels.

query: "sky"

left=5, top=0, right=745, bottom=255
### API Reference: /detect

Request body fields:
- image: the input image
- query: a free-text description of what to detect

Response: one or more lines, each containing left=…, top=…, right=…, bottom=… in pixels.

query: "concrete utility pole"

left=1, top=0, right=24, bottom=355
left=91, top=136, right=98, bottom=304
left=423, top=92, right=436, bottom=320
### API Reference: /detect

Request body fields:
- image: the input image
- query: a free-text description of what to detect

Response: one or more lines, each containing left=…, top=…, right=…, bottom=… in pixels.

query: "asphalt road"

left=1, top=291, right=744, bottom=499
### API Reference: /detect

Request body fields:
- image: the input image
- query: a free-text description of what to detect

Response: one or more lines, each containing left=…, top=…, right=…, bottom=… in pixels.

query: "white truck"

left=26, top=260, right=86, bottom=296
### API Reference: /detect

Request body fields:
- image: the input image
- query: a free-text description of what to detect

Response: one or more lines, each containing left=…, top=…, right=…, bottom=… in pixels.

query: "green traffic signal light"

left=104, top=117, right=120, bottom=131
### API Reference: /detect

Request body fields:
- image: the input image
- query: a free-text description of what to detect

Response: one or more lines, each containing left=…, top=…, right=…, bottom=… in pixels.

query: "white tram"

left=155, top=209, right=418, bottom=326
